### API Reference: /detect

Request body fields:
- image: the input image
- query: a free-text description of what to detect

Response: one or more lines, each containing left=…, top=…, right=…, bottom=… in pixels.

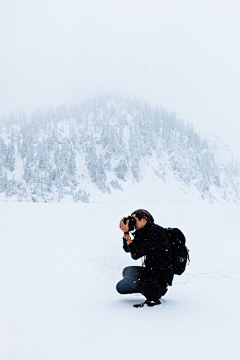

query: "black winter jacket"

left=123, top=222, right=174, bottom=285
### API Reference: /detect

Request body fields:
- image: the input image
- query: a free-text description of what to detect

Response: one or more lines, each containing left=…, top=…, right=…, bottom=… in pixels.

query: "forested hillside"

left=0, top=96, right=239, bottom=202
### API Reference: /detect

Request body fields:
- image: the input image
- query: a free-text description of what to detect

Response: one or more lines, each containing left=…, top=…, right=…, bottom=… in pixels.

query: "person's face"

left=132, top=214, right=147, bottom=230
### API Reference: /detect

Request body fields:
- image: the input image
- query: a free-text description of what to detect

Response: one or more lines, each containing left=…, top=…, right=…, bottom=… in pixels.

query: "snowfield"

left=0, top=202, right=240, bottom=360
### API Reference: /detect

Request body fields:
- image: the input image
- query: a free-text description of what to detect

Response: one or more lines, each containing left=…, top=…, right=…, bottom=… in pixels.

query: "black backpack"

left=165, top=228, right=190, bottom=275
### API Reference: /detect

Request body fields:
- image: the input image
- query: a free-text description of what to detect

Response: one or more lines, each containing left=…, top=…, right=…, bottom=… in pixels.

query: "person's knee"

left=116, top=279, right=135, bottom=294
left=122, top=266, right=136, bottom=278
left=122, top=266, right=130, bottom=278
left=116, top=280, right=125, bottom=294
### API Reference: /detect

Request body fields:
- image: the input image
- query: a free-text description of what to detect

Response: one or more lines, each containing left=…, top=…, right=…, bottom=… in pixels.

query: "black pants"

left=116, top=266, right=167, bottom=301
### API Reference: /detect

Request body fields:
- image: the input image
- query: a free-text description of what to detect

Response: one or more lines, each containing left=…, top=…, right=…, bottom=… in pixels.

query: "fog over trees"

left=0, top=95, right=239, bottom=202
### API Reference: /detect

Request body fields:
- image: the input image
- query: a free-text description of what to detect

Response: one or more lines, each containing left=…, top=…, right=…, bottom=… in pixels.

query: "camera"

left=123, top=216, right=136, bottom=232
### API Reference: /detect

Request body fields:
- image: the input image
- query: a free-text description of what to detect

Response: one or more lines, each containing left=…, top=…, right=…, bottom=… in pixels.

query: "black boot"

left=133, top=299, right=161, bottom=308
left=157, top=288, right=168, bottom=299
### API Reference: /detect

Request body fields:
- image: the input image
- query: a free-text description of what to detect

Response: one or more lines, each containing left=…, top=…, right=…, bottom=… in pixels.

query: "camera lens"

left=123, top=216, right=136, bottom=231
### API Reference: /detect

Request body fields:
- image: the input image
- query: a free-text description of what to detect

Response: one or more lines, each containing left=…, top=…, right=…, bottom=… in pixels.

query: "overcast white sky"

left=1, top=0, right=240, bottom=160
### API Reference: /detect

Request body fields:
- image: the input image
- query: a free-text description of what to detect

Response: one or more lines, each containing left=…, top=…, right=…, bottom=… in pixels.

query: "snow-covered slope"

left=0, top=96, right=239, bottom=203
left=0, top=203, right=240, bottom=360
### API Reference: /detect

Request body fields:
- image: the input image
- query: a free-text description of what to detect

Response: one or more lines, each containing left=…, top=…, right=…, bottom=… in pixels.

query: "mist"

left=1, top=0, right=240, bottom=160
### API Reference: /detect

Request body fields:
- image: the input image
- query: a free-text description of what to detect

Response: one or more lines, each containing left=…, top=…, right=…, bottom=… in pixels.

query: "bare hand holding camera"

left=119, top=218, right=129, bottom=233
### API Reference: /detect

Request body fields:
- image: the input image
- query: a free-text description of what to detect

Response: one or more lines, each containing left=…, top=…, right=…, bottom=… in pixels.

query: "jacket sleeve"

left=123, top=237, right=130, bottom=252
left=128, top=226, right=168, bottom=260
left=127, top=235, right=152, bottom=260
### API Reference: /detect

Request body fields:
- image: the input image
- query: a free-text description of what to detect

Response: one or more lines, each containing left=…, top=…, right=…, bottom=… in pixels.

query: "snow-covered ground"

left=0, top=202, right=240, bottom=360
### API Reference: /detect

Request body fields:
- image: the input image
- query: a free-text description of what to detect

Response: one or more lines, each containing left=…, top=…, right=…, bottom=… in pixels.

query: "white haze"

left=1, top=0, right=240, bottom=160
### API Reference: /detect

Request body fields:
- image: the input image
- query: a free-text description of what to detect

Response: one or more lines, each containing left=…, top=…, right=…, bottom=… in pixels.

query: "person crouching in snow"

left=116, top=209, right=173, bottom=308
